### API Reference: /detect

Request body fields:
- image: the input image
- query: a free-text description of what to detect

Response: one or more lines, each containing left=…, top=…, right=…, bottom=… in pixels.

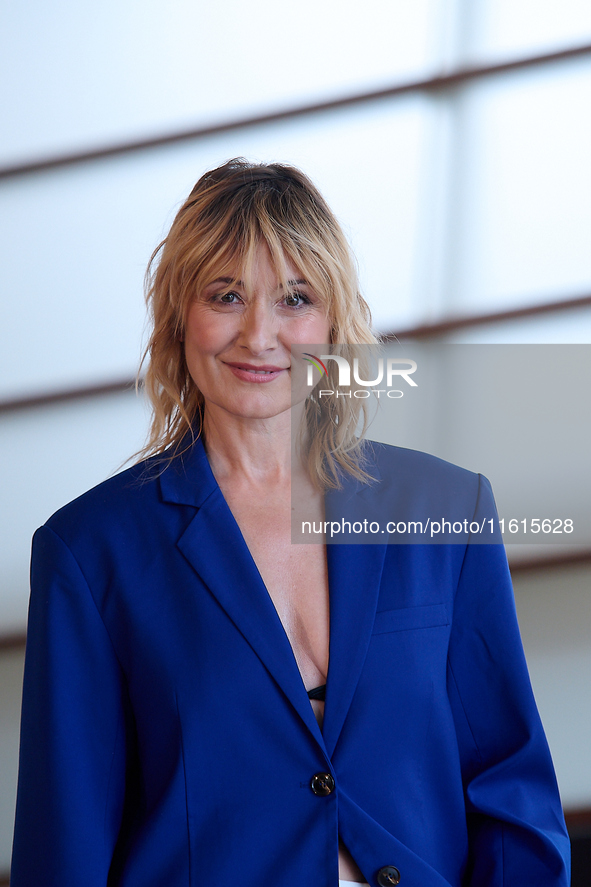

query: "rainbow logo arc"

left=302, top=353, right=328, bottom=377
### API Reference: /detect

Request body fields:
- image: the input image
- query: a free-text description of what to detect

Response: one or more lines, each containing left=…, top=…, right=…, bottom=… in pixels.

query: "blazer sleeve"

left=11, top=525, right=129, bottom=886
left=447, top=476, right=570, bottom=886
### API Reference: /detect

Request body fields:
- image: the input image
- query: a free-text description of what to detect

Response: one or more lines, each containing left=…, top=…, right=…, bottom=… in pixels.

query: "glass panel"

left=0, top=390, right=150, bottom=631
left=0, top=96, right=432, bottom=397
left=0, top=0, right=439, bottom=163
left=513, top=566, right=591, bottom=810
left=468, top=0, right=591, bottom=63
left=448, top=58, right=591, bottom=315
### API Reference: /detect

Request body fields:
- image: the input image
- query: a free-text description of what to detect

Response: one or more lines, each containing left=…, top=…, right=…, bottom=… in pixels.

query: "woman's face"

left=184, top=244, right=331, bottom=424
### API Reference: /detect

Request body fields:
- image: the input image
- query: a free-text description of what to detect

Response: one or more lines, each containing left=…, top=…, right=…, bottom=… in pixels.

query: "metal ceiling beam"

left=1, top=43, right=590, bottom=181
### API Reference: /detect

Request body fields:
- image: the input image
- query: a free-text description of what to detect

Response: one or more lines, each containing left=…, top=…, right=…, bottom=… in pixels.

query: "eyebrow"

left=208, top=277, right=309, bottom=288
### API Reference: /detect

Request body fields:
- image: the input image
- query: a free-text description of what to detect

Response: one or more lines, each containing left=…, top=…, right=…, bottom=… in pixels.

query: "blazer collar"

left=158, top=434, right=218, bottom=508
left=158, top=437, right=387, bottom=757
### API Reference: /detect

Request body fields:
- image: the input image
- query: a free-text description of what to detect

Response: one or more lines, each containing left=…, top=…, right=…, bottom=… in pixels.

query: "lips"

left=224, top=362, right=288, bottom=383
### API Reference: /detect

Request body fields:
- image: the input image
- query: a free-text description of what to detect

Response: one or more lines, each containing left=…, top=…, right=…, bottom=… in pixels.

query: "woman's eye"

left=284, top=291, right=310, bottom=308
left=216, top=291, right=241, bottom=304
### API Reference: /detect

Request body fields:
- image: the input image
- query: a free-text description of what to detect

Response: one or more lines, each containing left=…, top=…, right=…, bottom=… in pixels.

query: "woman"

left=11, top=159, right=569, bottom=886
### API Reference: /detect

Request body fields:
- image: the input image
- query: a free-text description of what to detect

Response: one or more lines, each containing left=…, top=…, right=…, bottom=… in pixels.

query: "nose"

left=238, top=300, right=278, bottom=354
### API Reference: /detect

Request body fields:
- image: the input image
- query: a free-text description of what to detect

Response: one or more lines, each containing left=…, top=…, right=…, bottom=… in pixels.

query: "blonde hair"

left=138, top=158, right=378, bottom=488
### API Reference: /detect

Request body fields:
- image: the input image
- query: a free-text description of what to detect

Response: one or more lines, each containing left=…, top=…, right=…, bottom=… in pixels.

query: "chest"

left=221, top=487, right=330, bottom=688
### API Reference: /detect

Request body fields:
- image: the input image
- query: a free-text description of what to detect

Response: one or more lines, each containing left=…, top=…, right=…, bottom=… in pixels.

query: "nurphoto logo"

left=303, top=352, right=418, bottom=399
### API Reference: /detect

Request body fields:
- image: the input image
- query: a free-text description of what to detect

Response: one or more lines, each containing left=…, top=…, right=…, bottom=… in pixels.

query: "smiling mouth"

left=227, top=362, right=287, bottom=372
left=225, top=362, right=289, bottom=382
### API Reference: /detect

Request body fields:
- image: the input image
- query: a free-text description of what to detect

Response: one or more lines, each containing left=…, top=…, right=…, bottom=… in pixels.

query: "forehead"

left=205, top=243, right=305, bottom=288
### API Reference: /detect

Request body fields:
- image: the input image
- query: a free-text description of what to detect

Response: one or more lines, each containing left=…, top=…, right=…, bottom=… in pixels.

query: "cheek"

left=185, top=310, right=230, bottom=355
left=287, top=313, right=331, bottom=346
left=309, top=316, right=332, bottom=344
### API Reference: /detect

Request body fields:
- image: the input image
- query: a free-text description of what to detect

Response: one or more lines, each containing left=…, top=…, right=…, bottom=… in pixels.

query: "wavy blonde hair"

left=138, top=158, right=378, bottom=488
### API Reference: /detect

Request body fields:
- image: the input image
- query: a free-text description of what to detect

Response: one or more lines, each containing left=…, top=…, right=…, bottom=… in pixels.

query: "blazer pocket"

left=372, top=603, right=449, bottom=635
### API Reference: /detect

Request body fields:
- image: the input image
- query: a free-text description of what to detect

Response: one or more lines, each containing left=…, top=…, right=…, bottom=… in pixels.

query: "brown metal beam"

left=0, top=632, right=26, bottom=652
left=1, top=43, right=590, bottom=181
left=0, top=378, right=136, bottom=415
left=510, top=549, right=591, bottom=574
left=384, top=293, right=591, bottom=341
left=565, top=806, right=591, bottom=836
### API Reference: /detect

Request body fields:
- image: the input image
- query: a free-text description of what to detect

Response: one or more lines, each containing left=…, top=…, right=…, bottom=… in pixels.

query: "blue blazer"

left=11, top=439, right=569, bottom=886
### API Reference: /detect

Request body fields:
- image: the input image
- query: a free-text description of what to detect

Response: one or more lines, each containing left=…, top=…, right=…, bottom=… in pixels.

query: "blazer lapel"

left=321, top=460, right=388, bottom=757
left=159, top=439, right=324, bottom=745
left=323, top=541, right=387, bottom=757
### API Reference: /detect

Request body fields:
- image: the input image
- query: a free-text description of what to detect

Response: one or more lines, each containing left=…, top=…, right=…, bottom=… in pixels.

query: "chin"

left=217, top=396, right=293, bottom=422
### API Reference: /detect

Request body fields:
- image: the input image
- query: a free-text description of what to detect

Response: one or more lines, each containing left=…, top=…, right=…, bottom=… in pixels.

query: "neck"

left=202, top=402, right=308, bottom=487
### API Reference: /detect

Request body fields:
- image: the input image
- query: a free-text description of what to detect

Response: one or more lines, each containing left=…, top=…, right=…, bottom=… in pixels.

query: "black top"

left=307, top=684, right=326, bottom=702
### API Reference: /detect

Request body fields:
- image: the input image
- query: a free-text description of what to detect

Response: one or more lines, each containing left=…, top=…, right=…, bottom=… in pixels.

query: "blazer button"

left=377, top=865, right=401, bottom=886
left=310, top=772, right=335, bottom=796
